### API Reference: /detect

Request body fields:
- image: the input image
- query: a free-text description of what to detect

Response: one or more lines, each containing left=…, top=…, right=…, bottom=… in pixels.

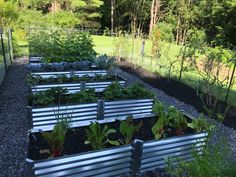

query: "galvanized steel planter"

left=29, top=99, right=155, bottom=131
left=31, top=80, right=126, bottom=94
left=31, top=70, right=108, bottom=78
left=26, top=132, right=208, bottom=177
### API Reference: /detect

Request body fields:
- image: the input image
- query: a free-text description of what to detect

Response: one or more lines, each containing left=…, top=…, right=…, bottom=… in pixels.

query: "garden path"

left=0, top=58, right=29, bottom=177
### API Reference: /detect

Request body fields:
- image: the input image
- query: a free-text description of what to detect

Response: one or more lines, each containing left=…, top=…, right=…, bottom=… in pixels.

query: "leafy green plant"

left=123, top=83, right=155, bottom=99
left=27, top=74, right=41, bottom=86
left=85, top=122, right=119, bottom=150
left=168, top=107, right=187, bottom=135
left=33, top=92, right=54, bottom=106
left=119, top=116, right=142, bottom=145
left=95, top=54, right=116, bottom=69
left=103, top=82, right=124, bottom=100
left=28, top=29, right=96, bottom=62
left=69, top=89, right=97, bottom=104
left=151, top=101, right=169, bottom=139
left=188, top=114, right=208, bottom=133
left=42, top=122, right=68, bottom=157
left=33, top=87, right=68, bottom=106
left=167, top=135, right=233, bottom=177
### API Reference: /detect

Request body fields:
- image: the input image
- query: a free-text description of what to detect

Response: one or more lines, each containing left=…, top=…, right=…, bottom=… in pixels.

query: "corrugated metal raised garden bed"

left=26, top=104, right=208, bottom=177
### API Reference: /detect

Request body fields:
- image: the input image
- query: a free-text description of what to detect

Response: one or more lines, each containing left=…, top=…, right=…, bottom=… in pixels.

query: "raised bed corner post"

left=26, top=158, right=34, bottom=177
left=27, top=106, right=33, bottom=127
left=0, top=28, right=7, bottom=71
left=70, top=70, right=75, bottom=78
left=131, top=139, right=143, bottom=176
left=80, top=81, right=86, bottom=90
left=97, top=99, right=105, bottom=120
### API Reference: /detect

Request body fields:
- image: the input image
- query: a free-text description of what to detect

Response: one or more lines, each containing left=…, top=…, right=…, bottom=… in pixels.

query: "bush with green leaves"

left=103, top=82, right=124, bottom=100
left=123, top=83, right=155, bottom=99
left=103, top=82, right=155, bottom=101
left=85, top=122, right=119, bottom=150
left=187, top=114, right=208, bottom=133
left=152, top=102, right=205, bottom=139
left=119, top=115, right=142, bottom=145
left=69, top=89, right=97, bottom=104
left=28, top=28, right=96, bottom=62
left=167, top=136, right=235, bottom=177
left=32, top=87, right=68, bottom=106
left=95, top=54, right=116, bottom=69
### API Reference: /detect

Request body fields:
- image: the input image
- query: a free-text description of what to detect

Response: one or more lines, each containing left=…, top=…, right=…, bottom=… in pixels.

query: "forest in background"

left=0, top=0, right=236, bottom=48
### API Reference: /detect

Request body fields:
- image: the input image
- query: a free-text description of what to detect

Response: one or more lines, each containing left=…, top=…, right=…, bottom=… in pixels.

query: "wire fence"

left=25, top=26, right=236, bottom=104
left=0, top=29, right=13, bottom=85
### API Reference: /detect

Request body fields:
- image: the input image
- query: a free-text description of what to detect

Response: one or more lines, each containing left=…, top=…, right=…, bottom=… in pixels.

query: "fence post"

left=80, top=81, right=86, bottom=90
left=131, top=139, right=143, bottom=176
left=0, top=29, right=7, bottom=71
left=225, top=61, right=236, bottom=102
left=70, top=70, right=75, bottom=78
left=97, top=99, right=105, bottom=120
left=26, top=158, right=35, bottom=177
left=7, top=29, right=13, bottom=63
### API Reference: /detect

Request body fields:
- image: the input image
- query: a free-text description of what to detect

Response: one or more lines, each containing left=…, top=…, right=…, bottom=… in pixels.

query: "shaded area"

left=118, top=60, right=236, bottom=130
left=0, top=58, right=30, bottom=177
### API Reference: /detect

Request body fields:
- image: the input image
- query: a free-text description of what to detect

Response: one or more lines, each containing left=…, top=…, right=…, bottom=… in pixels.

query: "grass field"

left=12, top=33, right=236, bottom=106
left=92, top=35, right=236, bottom=106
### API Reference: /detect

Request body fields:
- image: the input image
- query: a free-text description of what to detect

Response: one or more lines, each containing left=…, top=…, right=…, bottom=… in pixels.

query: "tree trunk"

left=149, top=0, right=161, bottom=36
left=111, top=0, right=114, bottom=35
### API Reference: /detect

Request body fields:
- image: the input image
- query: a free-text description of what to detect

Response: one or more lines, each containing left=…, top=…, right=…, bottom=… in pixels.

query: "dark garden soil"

left=118, top=60, right=236, bottom=130
left=28, top=117, right=194, bottom=161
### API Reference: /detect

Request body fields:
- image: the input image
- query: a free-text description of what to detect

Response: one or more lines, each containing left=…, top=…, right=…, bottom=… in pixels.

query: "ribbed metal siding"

left=31, top=99, right=154, bottom=131
left=31, top=81, right=126, bottom=93
left=32, top=70, right=108, bottom=78
left=104, top=99, right=154, bottom=120
left=31, top=145, right=132, bottom=177
left=140, top=133, right=208, bottom=172
left=32, top=103, right=98, bottom=130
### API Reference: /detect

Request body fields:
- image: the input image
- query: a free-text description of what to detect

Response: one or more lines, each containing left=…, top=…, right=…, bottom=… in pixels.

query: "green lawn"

left=92, top=35, right=236, bottom=106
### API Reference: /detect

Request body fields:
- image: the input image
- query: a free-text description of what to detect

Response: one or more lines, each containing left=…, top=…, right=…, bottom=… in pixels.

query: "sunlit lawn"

left=92, top=35, right=236, bottom=106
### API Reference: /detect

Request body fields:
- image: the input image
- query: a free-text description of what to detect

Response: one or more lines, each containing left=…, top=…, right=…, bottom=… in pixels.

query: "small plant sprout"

left=119, top=115, right=142, bottom=145
left=85, top=122, right=119, bottom=150
left=188, top=114, right=208, bottom=133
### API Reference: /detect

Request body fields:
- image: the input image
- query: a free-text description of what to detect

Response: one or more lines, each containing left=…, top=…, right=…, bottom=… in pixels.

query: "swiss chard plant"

left=167, top=106, right=187, bottom=135
left=119, top=115, right=142, bottom=145
left=85, top=122, right=119, bottom=150
left=42, top=122, right=69, bottom=157
left=187, top=114, right=208, bottom=133
left=151, top=101, right=169, bottom=139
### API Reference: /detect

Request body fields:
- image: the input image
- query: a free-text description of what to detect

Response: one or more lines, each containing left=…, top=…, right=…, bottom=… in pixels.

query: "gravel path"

left=0, top=61, right=235, bottom=177
left=110, top=67, right=236, bottom=160
left=0, top=58, right=29, bottom=177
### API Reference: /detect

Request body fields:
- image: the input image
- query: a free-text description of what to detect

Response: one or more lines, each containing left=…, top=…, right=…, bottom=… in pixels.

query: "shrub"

left=95, top=54, right=116, bottom=69
left=27, top=28, right=96, bottom=62
left=167, top=135, right=234, bottom=177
